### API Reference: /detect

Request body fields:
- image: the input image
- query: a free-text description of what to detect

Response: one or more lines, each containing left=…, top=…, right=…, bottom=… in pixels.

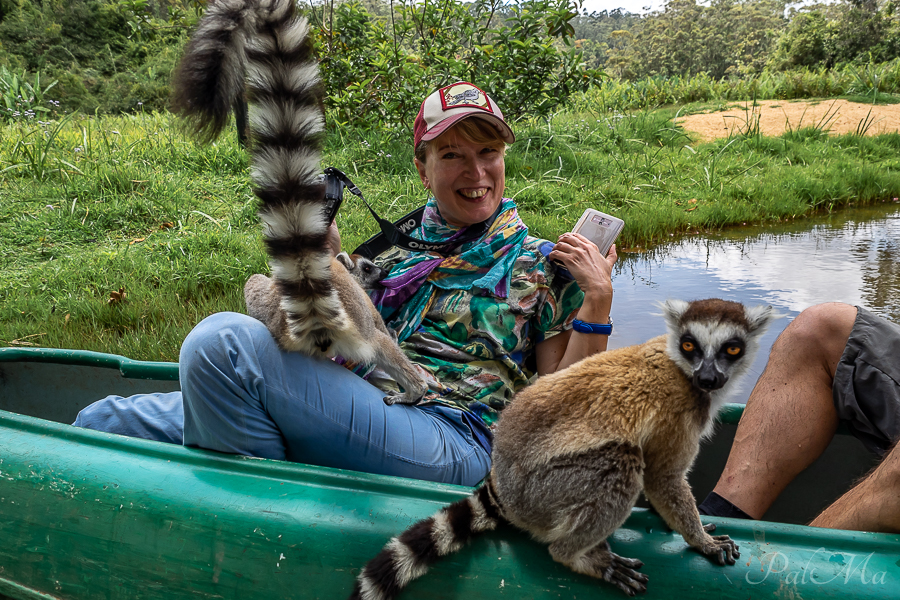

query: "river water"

left=607, top=202, right=900, bottom=404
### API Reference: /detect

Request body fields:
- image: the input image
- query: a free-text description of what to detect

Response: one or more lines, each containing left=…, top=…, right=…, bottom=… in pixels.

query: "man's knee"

left=879, top=439, right=900, bottom=480
left=772, top=303, right=856, bottom=366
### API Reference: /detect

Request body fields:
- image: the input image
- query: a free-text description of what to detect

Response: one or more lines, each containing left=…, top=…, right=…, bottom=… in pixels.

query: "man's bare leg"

left=708, top=303, right=857, bottom=519
left=810, top=441, right=900, bottom=532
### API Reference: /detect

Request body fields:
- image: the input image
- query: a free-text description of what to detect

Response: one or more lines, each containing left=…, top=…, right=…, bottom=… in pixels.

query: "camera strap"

left=323, top=167, right=497, bottom=259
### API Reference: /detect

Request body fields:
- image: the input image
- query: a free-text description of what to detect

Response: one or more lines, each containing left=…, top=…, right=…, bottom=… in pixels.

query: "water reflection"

left=610, top=203, right=900, bottom=403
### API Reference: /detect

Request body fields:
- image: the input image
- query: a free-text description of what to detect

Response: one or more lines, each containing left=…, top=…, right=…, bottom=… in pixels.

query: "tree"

left=313, top=0, right=599, bottom=130
left=768, top=0, right=900, bottom=70
left=607, top=0, right=788, bottom=79
left=767, top=8, right=832, bottom=69
left=570, top=8, right=642, bottom=68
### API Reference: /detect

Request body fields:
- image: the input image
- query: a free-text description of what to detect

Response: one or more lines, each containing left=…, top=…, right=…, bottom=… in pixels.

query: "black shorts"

left=833, top=306, right=900, bottom=456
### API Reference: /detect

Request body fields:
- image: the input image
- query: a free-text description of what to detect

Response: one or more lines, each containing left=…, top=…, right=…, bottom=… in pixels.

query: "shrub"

left=0, top=66, right=59, bottom=123
left=311, top=0, right=599, bottom=135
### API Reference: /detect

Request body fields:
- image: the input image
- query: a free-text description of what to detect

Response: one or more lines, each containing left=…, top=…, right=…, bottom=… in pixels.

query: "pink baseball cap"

left=413, top=82, right=515, bottom=148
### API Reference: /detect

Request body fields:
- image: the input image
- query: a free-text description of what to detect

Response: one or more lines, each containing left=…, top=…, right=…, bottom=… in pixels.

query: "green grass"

left=2, top=105, right=900, bottom=360
left=571, top=59, right=900, bottom=113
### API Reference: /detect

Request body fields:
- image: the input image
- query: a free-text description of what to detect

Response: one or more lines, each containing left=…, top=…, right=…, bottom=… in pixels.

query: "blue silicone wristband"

left=572, top=318, right=613, bottom=335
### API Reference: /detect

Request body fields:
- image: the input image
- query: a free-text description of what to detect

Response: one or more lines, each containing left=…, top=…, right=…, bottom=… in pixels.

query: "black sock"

left=697, top=491, right=754, bottom=520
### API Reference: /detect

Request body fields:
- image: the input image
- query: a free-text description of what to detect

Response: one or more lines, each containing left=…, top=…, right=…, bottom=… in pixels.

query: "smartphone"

left=572, top=208, right=624, bottom=256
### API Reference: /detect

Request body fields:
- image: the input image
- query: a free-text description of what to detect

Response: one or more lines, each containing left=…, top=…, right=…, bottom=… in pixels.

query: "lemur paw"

left=382, top=391, right=423, bottom=406
left=601, top=553, right=648, bottom=596
left=699, top=534, right=740, bottom=565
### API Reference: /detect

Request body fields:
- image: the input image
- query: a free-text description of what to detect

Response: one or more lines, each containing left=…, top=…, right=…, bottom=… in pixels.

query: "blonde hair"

left=415, top=117, right=507, bottom=163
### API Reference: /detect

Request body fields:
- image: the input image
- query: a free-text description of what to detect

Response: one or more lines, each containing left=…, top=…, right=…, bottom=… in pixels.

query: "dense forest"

left=0, top=0, right=898, bottom=126
left=579, top=0, right=900, bottom=77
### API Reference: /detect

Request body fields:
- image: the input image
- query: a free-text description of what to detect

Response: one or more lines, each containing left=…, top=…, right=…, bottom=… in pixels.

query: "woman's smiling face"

left=415, top=125, right=506, bottom=228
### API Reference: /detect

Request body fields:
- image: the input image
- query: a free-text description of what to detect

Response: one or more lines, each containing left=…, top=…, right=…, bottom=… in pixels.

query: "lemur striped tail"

left=171, top=0, right=259, bottom=143
left=349, top=479, right=506, bottom=600
left=242, top=2, right=346, bottom=354
left=174, top=0, right=346, bottom=354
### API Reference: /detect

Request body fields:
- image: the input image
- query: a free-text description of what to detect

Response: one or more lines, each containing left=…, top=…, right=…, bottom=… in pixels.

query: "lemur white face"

left=675, top=322, right=749, bottom=391
left=662, top=298, right=776, bottom=394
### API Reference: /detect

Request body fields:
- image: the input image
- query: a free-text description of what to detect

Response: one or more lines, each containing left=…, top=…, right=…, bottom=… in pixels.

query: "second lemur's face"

left=676, top=328, right=748, bottom=392
left=336, top=253, right=388, bottom=289
left=662, top=298, right=776, bottom=395
left=414, top=128, right=505, bottom=228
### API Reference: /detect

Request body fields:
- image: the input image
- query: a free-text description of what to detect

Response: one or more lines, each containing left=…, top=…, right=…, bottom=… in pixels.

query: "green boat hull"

left=1, top=348, right=897, bottom=599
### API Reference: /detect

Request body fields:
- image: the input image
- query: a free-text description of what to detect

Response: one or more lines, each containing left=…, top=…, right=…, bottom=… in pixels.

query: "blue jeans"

left=74, top=312, right=491, bottom=486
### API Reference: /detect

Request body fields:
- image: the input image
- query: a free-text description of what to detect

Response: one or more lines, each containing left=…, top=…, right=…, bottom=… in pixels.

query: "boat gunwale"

left=0, top=407, right=472, bottom=505
left=0, top=347, right=746, bottom=424
left=0, top=347, right=178, bottom=381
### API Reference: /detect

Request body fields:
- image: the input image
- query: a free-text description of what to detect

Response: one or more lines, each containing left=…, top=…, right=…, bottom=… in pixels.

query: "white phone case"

left=572, top=208, right=624, bottom=255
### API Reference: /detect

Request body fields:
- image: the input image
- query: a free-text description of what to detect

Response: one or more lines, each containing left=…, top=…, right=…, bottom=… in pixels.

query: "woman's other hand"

left=536, top=233, right=617, bottom=375
left=548, top=232, right=617, bottom=300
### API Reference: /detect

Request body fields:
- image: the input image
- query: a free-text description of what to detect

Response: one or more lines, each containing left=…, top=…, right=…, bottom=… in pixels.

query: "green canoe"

left=1, top=347, right=897, bottom=599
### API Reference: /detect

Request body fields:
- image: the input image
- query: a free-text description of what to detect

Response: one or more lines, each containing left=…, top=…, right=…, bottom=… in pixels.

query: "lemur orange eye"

left=681, top=341, right=695, bottom=352
left=726, top=346, right=741, bottom=356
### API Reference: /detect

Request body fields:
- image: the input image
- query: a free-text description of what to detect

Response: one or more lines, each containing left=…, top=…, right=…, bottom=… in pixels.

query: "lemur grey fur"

left=350, top=298, right=777, bottom=599
left=244, top=252, right=388, bottom=346
left=171, top=0, right=427, bottom=405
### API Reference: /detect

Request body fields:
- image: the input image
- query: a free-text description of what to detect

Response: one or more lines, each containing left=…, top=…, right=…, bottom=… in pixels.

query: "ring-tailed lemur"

left=350, top=298, right=777, bottom=598
left=244, top=252, right=389, bottom=349
left=171, top=0, right=427, bottom=405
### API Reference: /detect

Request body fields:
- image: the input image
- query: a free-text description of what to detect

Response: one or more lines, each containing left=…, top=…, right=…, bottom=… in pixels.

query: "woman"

left=74, top=82, right=617, bottom=487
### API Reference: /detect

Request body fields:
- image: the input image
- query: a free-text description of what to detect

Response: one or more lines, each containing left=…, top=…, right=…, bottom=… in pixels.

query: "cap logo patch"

left=439, top=83, right=493, bottom=113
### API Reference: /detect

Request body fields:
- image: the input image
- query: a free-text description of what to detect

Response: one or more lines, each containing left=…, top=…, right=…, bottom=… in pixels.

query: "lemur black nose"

left=695, top=376, right=724, bottom=391
left=694, top=365, right=726, bottom=391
